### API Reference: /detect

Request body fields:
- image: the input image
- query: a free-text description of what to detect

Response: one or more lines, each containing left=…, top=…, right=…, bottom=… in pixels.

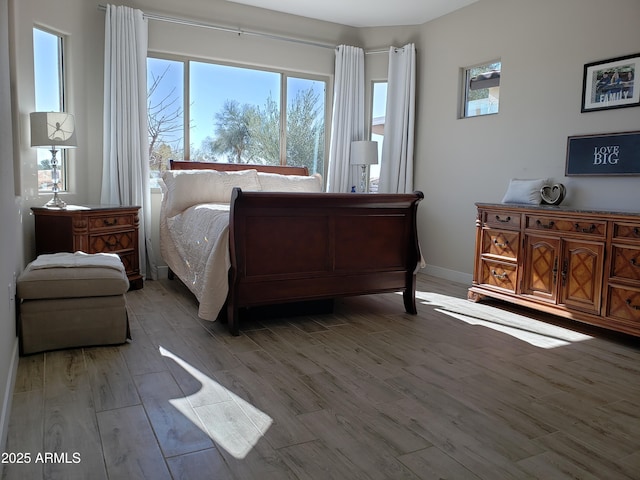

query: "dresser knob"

left=626, top=299, right=640, bottom=311
left=536, top=219, right=555, bottom=229
left=574, top=223, right=596, bottom=233
left=491, top=269, right=508, bottom=279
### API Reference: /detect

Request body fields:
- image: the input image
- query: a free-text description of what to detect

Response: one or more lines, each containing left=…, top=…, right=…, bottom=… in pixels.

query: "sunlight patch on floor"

left=160, top=346, right=273, bottom=459
left=414, top=290, right=593, bottom=348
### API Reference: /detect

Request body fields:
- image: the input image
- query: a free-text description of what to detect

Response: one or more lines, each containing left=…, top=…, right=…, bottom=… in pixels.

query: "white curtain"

left=379, top=43, right=416, bottom=194
left=326, top=45, right=365, bottom=193
left=101, top=5, right=156, bottom=280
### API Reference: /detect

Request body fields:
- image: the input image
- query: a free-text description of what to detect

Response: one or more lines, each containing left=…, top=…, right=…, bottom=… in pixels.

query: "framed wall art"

left=566, top=131, right=640, bottom=176
left=581, top=53, right=640, bottom=112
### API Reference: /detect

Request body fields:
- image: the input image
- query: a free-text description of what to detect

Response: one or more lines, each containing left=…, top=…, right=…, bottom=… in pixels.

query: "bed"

left=160, top=160, right=424, bottom=335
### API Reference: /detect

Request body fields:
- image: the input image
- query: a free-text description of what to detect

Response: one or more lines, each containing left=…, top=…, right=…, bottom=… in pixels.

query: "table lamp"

left=30, top=112, right=77, bottom=208
left=350, top=140, right=378, bottom=193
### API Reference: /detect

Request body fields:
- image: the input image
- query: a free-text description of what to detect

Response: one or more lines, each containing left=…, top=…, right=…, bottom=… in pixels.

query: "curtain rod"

left=97, top=5, right=395, bottom=55
left=98, top=4, right=336, bottom=50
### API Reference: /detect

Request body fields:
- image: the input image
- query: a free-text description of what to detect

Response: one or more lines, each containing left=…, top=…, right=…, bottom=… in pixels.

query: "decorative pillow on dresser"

left=501, top=178, right=547, bottom=205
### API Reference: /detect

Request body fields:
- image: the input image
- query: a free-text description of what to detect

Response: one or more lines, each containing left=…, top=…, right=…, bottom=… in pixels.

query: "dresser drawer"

left=480, top=259, right=518, bottom=292
left=482, top=229, right=520, bottom=259
left=610, top=245, right=640, bottom=283
left=483, top=211, right=521, bottom=230
left=612, top=222, right=640, bottom=242
left=526, top=215, right=605, bottom=237
left=88, top=213, right=136, bottom=232
left=606, top=285, right=640, bottom=323
left=89, top=231, right=136, bottom=253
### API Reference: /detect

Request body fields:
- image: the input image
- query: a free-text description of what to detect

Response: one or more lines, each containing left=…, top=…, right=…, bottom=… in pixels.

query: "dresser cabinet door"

left=522, top=235, right=560, bottom=303
left=560, top=240, right=604, bottom=315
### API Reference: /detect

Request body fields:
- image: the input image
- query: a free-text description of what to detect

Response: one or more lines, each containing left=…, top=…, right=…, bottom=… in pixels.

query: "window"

left=147, top=57, right=184, bottom=186
left=462, top=60, right=501, bottom=118
left=147, top=56, right=328, bottom=186
left=286, top=76, right=325, bottom=175
left=369, top=81, right=387, bottom=192
left=33, top=27, right=66, bottom=191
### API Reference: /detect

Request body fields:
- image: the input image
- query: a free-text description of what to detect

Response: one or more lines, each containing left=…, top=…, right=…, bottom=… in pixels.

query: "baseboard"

left=421, top=264, right=472, bottom=286
left=0, top=337, right=19, bottom=471
left=157, top=265, right=169, bottom=279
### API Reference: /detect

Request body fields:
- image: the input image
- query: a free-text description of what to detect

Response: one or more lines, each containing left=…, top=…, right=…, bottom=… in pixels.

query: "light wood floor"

left=3, top=274, right=640, bottom=480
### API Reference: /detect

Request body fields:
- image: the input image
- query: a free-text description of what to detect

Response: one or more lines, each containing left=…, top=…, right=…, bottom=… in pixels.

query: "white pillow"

left=257, top=172, right=323, bottom=192
left=162, top=169, right=261, bottom=217
left=501, top=178, right=547, bottom=205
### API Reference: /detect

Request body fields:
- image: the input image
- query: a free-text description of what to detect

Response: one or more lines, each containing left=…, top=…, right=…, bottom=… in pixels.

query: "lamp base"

left=44, top=193, right=67, bottom=209
left=359, top=165, right=368, bottom=193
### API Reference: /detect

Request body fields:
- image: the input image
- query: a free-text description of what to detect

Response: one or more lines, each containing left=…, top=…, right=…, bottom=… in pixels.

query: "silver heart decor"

left=540, top=183, right=566, bottom=205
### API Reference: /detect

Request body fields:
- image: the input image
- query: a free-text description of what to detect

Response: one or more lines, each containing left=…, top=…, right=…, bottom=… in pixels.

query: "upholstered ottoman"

left=17, top=252, right=131, bottom=355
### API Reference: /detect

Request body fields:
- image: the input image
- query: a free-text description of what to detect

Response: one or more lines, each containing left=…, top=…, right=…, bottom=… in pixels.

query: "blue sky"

left=33, top=28, right=61, bottom=112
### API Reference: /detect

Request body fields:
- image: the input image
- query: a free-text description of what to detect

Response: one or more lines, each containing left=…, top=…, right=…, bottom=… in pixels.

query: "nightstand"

left=31, top=205, right=143, bottom=289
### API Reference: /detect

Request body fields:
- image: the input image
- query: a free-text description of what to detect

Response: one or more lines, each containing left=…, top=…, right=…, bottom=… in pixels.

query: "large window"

left=147, top=56, right=327, bottom=186
left=33, top=27, right=66, bottom=191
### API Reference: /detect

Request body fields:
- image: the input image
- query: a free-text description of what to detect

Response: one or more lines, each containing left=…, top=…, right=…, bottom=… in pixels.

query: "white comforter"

left=164, top=203, right=231, bottom=320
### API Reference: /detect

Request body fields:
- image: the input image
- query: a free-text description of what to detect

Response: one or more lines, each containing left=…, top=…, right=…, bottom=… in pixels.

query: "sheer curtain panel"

left=101, top=4, right=156, bottom=280
left=379, top=43, right=416, bottom=194
left=326, top=45, right=365, bottom=193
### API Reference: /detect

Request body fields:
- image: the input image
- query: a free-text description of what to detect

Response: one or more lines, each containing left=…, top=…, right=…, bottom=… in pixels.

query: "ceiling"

left=225, top=0, right=480, bottom=28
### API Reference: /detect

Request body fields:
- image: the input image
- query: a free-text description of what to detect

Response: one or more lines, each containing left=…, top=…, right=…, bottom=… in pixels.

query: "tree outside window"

left=147, top=57, right=327, bottom=187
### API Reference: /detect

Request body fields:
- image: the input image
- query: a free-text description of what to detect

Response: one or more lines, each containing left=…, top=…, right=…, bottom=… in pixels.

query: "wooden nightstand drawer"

left=526, top=215, right=605, bottom=237
left=88, top=213, right=136, bottom=232
left=482, top=229, right=520, bottom=259
left=89, top=231, right=136, bottom=253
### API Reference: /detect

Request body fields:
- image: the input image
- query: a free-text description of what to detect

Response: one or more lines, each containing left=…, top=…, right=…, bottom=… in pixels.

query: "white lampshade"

left=30, top=112, right=77, bottom=148
left=350, top=140, right=379, bottom=166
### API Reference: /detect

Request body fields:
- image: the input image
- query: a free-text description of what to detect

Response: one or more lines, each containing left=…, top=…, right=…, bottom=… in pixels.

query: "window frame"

left=460, top=59, right=501, bottom=119
left=33, top=26, right=69, bottom=192
left=147, top=52, right=330, bottom=183
left=368, top=80, right=387, bottom=193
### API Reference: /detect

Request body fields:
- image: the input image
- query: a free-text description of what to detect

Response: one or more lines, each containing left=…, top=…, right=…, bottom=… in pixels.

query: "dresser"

left=469, top=203, right=640, bottom=337
left=32, top=205, right=143, bottom=289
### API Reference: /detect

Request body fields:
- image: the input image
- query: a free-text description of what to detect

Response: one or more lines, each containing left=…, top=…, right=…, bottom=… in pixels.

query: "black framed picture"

left=581, top=53, right=640, bottom=112
left=566, top=131, right=640, bottom=176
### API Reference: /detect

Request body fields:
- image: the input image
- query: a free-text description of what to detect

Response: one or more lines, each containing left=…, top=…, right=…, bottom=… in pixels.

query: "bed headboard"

left=169, top=160, right=309, bottom=176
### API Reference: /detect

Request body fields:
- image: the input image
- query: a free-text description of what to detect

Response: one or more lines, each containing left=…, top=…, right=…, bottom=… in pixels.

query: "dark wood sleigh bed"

left=165, top=160, right=424, bottom=335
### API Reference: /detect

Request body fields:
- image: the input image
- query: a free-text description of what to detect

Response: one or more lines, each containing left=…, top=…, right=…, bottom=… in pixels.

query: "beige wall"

left=0, top=0, right=19, bottom=458
left=415, top=0, right=640, bottom=282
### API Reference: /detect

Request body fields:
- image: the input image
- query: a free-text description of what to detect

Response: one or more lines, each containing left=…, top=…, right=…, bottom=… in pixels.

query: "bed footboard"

left=226, top=188, right=424, bottom=335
